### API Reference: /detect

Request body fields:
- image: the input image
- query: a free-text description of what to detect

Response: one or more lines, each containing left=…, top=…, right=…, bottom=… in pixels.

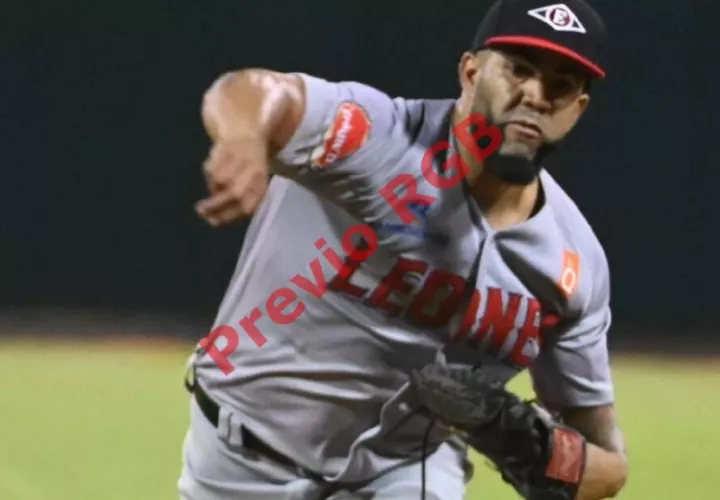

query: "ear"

left=458, top=51, right=481, bottom=94
left=575, top=93, right=591, bottom=119
left=560, top=93, right=591, bottom=138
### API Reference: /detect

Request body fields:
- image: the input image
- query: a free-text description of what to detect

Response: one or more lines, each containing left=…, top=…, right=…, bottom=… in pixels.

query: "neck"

left=451, top=99, right=540, bottom=228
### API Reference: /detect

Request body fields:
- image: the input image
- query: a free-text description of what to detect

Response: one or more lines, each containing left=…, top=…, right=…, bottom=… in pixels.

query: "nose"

left=519, top=78, right=552, bottom=113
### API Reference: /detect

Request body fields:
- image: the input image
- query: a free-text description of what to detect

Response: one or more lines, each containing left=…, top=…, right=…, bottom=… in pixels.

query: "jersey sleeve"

left=273, top=73, right=414, bottom=221
left=276, top=73, right=397, bottom=169
left=529, top=252, right=615, bottom=409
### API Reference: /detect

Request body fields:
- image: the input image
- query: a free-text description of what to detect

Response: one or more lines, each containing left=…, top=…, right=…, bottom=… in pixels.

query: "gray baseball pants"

left=177, top=397, right=470, bottom=500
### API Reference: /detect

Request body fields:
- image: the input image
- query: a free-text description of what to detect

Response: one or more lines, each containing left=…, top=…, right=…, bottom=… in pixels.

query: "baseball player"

left=180, top=0, right=628, bottom=499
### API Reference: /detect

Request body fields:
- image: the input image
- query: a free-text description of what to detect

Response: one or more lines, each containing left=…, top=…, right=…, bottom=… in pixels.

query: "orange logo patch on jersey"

left=558, top=250, right=580, bottom=298
left=311, top=102, right=370, bottom=169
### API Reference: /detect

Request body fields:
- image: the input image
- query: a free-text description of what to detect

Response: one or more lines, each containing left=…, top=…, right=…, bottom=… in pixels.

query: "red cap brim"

left=484, top=35, right=606, bottom=80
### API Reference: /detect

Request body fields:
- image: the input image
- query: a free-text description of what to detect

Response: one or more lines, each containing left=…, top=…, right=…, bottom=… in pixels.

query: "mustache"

left=496, top=93, right=546, bottom=138
left=497, top=114, right=547, bottom=141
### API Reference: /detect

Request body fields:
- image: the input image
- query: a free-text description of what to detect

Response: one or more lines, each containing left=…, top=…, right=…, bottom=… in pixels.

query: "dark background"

left=3, top=0, right=717, bottom=347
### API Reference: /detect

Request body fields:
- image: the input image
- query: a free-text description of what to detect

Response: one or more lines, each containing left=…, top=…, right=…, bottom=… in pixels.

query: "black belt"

left=185, top=374, right=364, bottom=497
left=190, top=381, right=305, bottom=472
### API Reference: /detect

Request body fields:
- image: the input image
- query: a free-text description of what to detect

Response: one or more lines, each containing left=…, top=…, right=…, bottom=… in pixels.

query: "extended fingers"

left=196, top=169, right=268, bottom=225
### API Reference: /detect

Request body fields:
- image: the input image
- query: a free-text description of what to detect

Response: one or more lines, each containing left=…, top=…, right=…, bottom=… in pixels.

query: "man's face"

left=463, top=46, right=591, bottom=163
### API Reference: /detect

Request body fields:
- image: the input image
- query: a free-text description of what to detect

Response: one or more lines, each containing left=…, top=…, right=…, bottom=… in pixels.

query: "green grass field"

left=1, top=338, right=718, bottom=500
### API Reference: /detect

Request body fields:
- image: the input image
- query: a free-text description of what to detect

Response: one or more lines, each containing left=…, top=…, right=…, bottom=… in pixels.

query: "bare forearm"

left=201, top=69, right=303, bottom=153
left=577, top=443, right=628, bottom=499
left=560, top=405, right=629, bottom=499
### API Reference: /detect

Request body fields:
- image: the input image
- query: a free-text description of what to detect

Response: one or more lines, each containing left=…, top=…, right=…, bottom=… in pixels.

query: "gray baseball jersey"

left=192, top=73, right=614, bottom=486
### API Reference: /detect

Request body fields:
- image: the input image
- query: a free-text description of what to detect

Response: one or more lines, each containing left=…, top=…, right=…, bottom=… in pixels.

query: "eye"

left=548, top=77, right=578, bottom=97
left=510, top=60, right=534, bottom=79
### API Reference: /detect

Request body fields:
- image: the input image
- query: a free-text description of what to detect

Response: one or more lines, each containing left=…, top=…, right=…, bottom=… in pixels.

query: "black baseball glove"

left=410, top=361, right=587, bottom=500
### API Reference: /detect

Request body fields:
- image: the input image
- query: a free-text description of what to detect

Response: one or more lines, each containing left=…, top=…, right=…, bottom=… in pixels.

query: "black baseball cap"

left=471, top=0, right=607, bottom=79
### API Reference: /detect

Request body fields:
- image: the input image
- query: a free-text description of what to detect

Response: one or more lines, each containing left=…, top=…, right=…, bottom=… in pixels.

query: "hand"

left=195, top=135, right=270, bottom=226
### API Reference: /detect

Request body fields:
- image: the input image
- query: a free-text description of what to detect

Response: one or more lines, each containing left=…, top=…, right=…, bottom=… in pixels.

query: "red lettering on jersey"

left=473, top=289, right=522, bottom=355
left=368, top=257, right=428, bottom=316
left=315, top=237, right=346, bottom=275
left=327, top=255, right=368, bottom=298
left=541, top=313, right=560, bottom=330
left=342, top=224, right=379, bottom=262
left=452, top=288, right=482, bottom=341
left=327, top=226, right=378, bottom=299
left=379, top=174, right=437, bottom=224
left=508, top=298, right=541, bottom=367
left=407, top=270, right=466, bottom=327
left=540, top=313, right=561, bottom=347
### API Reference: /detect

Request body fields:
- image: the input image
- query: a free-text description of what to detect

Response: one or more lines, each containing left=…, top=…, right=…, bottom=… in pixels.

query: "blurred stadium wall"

left=2, top=0, right=717, bottom=351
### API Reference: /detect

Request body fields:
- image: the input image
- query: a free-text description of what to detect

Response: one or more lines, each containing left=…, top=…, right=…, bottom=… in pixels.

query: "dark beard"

left=483, top=122, right=556, bottom=185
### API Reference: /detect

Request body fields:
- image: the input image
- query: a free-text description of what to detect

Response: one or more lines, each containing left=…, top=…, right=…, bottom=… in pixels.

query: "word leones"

left=328, top=255, right=561, bottom=368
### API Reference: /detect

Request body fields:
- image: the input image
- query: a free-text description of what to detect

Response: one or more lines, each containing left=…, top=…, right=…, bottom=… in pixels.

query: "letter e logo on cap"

left=311, top=102, right=371, bottom=169
left=528, top=3, right=587, bottom=34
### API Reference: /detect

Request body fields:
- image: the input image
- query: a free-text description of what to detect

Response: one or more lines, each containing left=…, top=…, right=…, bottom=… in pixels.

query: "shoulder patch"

left=558, top=250, right=580, bottom=298
left=311, top=102, right=371, bottom=169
